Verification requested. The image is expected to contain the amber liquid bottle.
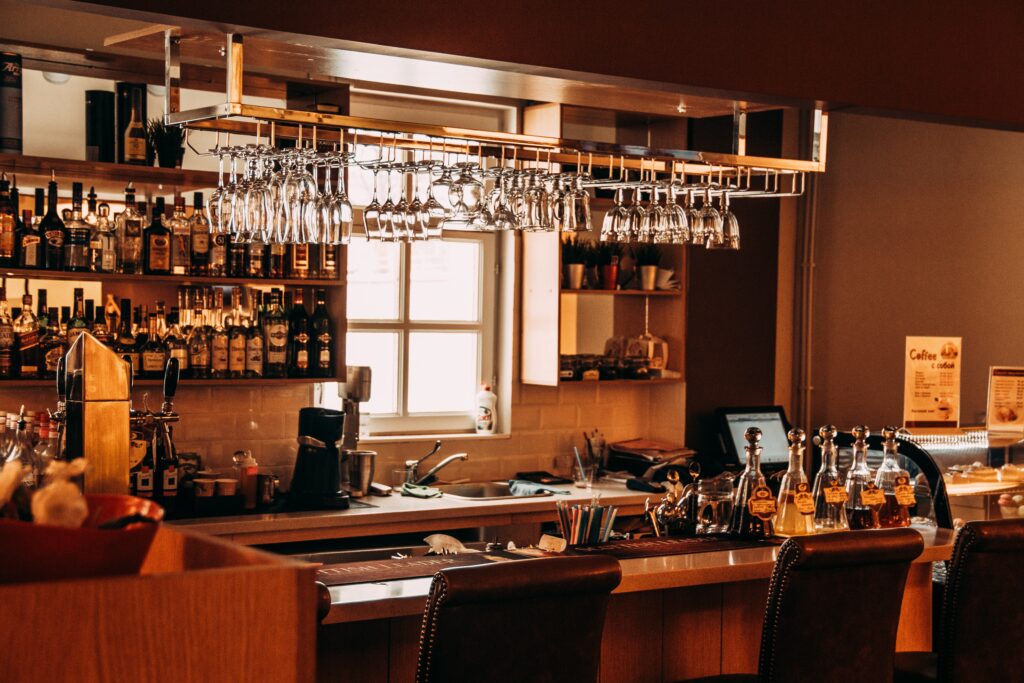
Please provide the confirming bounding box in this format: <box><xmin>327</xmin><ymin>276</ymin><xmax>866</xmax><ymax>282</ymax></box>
<box><xmin>875</xmin><ymin>425</ymin><xmax>913</xmax><ymax>528</ymax></box>
<box><xmin>727</xmin><ymin>427</ymin><xmax>776</xmax><ymax>539</ymax></box>
<box><xmin>845</xmin><ymin>425</ymin><xmax>881</xmax><ymax>530</ymax></box>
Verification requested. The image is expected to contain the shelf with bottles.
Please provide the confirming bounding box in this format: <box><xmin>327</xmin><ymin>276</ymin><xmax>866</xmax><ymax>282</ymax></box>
<box><xmin>0</xmin><ymin>267</ymin><xmax>343</xmax><ymax>288</ymax></box>
<box><xmin>559</xmin><ymin>288</ymin><xmax>681</xmax><ymax>297</ymax></box>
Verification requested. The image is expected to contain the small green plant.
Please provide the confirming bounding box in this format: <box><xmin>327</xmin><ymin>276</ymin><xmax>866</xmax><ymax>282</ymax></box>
<box><xmin>145</xmin><ymin>118</ymin><xmax>184</xmax><ymax>150</ymax></box>
<box><xmin>593</xmin><ymin>241</ymin><xmax>622</xmax><ymax>266</ymax></box>
<box><xmin>561</xmin><ymin>235</ymin><xmax>588</xmax><ymax>265</ymax></box>
<box><xmin>632</xmin><ymin>242</ymin><xmax>662</xmax><ymax>267</ymax></box>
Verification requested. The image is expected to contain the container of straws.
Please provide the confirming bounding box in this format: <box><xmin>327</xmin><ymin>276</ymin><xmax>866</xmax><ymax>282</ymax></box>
<box><xmin>555</xmin><ymin>499</ymin><xmax>617</xmax><ymax>546</ymax></box>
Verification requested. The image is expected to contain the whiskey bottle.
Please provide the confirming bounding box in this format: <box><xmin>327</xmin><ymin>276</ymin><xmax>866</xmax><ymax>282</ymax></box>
<box><xmin>66</xmin><ymin>288</ymin><xmax>89</xmax><ymax>348</ymax></box>
<box><xmin>246</xmin><ymin>290</ymin><xmax>264</xmax><ymax>378</ymax></box>
<box><xmin>246</xmin><ymin>240</ymin><xmax>266</xmax><ymax>278</ymax></box>
<box><xmin>187</xmin><ymin>303</ymin><xmax>210</xmax><ymax>379</ymax></box>
<box><xmin>227</xmin><ymin>233</ymin><xmax>246</xmax><ymax>278</ymax></box>
<box><xmin>0</xmin><ymin>281</ymin><xmax>14</xmax><ymax>378</ymax></box>
<box><xmin>169</xmin><ymin>194</ymin><xmax>191</xmax><ymax>275</ymax></box>
<box><xmin>144</xmin><ymin>198</ymin><xmax>171</xmax><ymax>275</ymax></box>
<box><xmin>318</xmin><ymin>244</ymin><xmax>339</xmax><ymax>280</ymax></box>
<box><xmin>310</xmin><ymin>289</ymin><xmax>334</xmax><ymax>378</ymax></box>
<box><xmin>40</xmin><ymin>306</ymin><xmax>64</xmax><ymax>379</ymax></box>
<box><xmin>227</xmin><ymin>287</ymin><xmax>247</xmax><ymax>378</ymax></box>
<box><xmin>262</xmin><ymin>288</ymin><xmax>288</xmax><ymax>378</ymax></box>
<box><xmin>17</xmin><ymin>202</ymin><xmax>41</xmax><ymax>268</ymax></box>
<box><xmin>287</xmin><ymin>243</ymin><xmax>310</xmax><ymax>279</ymax></box>
<box><xmin>289</xmin><ymin>288</ymin><xmax>311</xmax><ymax>377</ymax></box>
<box><xmin>40</xmin><ymin>173</ymin><xmax>66</xmax><ymax>271</ymax></box>
<box><xmin>165</xmin><ymin>308</ymin><xmax>189</xmax><ymax>376</ymax></box>
<box><xmin>774</xmin><ymin>428</ymin><xmax>815</xmax><ymax>536</ymax></box>
<box><xmin>89</xmin><ymin>301</ymin><xmax>111</xmax><ymax>345</ymax></box>
<box><xmin>35</xmin><ymin>289</ymin><xmax>47</xmax><ymax>330</ymax></box>
<box><xmin>123</xmin><ymin>88</ymin><xmax>147</xmax><ymax>165</ymax></box>
<box><xmin>727</xmin><ymin>427</ymin><xmax>776</xmax><ymax>539</ymax></box>
<box><xmin>0</xmin><ymin>172</ymin><xmax>14</xmax><ymax>267</ymax></box>
<box><xmin>189</xmin><ymin>192</ymin><xmax>210</xmax><ymax>276</ymax></box>
<box><xmin>875</xmin><ymin>426</ymin><xmax>914</xmax><ymax>528</ymax></box>
<box><xmin>209</xmin><ymin>228</ymin><xmax>228</xmax><ymax>277</ymax></box>
<box><xmin>114</xmin><ymin>298</ymin><xmax>139</xmax><ymax>377</ymax></box>
<box><xmin>14</xmin><ymin>287</ymin><xmax>40</xmax><ymax>378</ymax></box>
<box><xmin>63</xmin><ymin>182</ymin><xmax>91</xmax><ymax>272</ymax></box>
<box><xmin>140</xmin><ymin>313</ymin><xmax>166</xmax><ymax>379</ymax></box>
<box><xmin>209</xmin><ymin>289</ymin><xmax>229</xmax><ymax>378</ymax></box>
<box><xmin>268</xmin><ymin>242</ymin><xmax>286</xmax><ymax>278</ymax></box>
<box><xmin>811</xmin><ymin>425</ymin><xmax>849</xmax><ymax>532</ymax></box>
<box><xmin>845</xmin><ymin>426</ymin><xmax>881</xmax><ymax>530</ymax></box>
<box><xmin>115</xmin><ymin>184</ymin><xmax>144</xmax><ymax>274</ymax></box>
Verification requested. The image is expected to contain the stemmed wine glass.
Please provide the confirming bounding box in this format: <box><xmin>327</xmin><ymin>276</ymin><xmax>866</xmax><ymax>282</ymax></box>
<box><xmin>643</xmin><ymin>184</ymin><xmax>664</xmax><ymax>243</ymax></box>
<box><xmin>686</xmin><ymin>190</ymin><xmax>705</xmax><ymax>246</ymax></box>
<box><xmin>245</xmin><ymin>154</ymin><xmax>272</xmax><ymax>243</ymax></box>
<box><xmin>601</xmin><ymin>186</ymin><xmax>629</xmax><ymax>242</ymax></box>
<box><xmin>209</xmin><ymin>151</ymin><xmax>227</xmax><ymax>234</ymax></box>
<box><xmin>699</xmin><ymin>187</ymin><xmax>724</xmax><ymax>248</ymax></box>
<box><xmin>719</xmin><ymin>192</ymin><xmax>740</xmax><ymax>250</ymax></box>
<box><xmin>624</xmin><ymin>185</ymin><xmax>647</xmax><ymax>242</ymax></box>
<box><xmin>363</xmin><ymin>166</ymin><xmax>384</xmax><ymax>240</ymax></box>
<box><xmin>664</xmin><ymin>186</ymin><xmax>690</xmax><ymax>245</ymax></box>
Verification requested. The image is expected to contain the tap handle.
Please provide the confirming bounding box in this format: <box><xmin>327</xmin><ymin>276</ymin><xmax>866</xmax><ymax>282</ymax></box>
<box><xmin>122</xmin><ymin>355</ymin><xmax>134</xmax><ymax>394</ymax></box>
<box><xmin>162</xmin><ymin>357</ymin><xmax>180</xmax><ymax>409</ymax></box>
<box><xmin>56</xmin><ymin>355</ymin><xmax>66</xmax><ymax>402</ymax></box>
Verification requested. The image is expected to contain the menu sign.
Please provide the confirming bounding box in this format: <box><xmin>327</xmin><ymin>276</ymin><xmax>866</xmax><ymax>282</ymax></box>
<box><xmin>986</xmin><ymin>366</ymin><xmax>1024</xmax><ymax>434</ymax></box>
<box><xmin>903</xmin><ymin>336</ymin><xmax>961</xmax><ymax>430</ymax></box>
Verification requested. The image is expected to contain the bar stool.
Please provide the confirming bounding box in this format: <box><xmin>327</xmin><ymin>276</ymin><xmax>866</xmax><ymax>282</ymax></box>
<box><xmin>415</xmin><ymin>555</ymin><xmax>621</xmax><ymax>683</ymax></box>
<box><xmin>685</xmin><ymin>528</ymin><xmax>924</xmax><ymax>683</ymax></box>
<box><xmin>895</xmin><ymin>519</ymin><xmax>1024</xmax><ymax>682</ymax></box>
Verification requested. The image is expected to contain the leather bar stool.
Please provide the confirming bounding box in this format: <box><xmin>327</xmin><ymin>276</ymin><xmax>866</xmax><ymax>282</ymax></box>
<box><xmin>895</xmin><ymin>519</ymin><xmax>1024</xmax><ymax>682</ymax></box>
<box><xmin>686</xmin><ymin>528</ymin><xmax>924</xmax><ymax>683</ymax></box>
<box><xmin>415</xmin><ymin>555</ymin><xmax>621</xmax><ymax>683</ymax></box>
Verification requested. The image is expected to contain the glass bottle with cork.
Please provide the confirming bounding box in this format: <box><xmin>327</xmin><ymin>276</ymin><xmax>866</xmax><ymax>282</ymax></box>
<box><xmin>845</xmin><ymin>425</ymin><xmax>882</xmax><ymax>530</ymax></box>
<box><xmin>774</xmin><ymin>427</ymin><xmax>815</xmax><ymax>536</ymax></box>
<box><xmin>727</xmin><ymin>427</ymin><xmax>776</xmax><ymax>539</ymax></box>
<box><xmin>63</xmin><ymin>182</ymin><xmax>92</xmax><ymax>272</ymax></box>
<box><xmin>875</xmin><ymin>425</ymin><xmax>915</xmax><ymax>528</ymax></box>
<box><xmin>144</xmin><ymin>198</ymin><xmax>171</xmax><ymax>275</ymax></box>
<box><xmin>14</xmin><ymin>283</ymin><xmax>39</xmax><ymax>378</ymax></box>
<box><xmin>811</xmin><ymin>424</ymin><xmax>849</xmax><ymax>532</ymax></box>
<box><xmin>40</xmin><ymin>172</ymin><xmax>66</xmax><ymax>271</ymax></box>
<box><xmin>115</xmin><ymin>183</ymin><xmax>144</xmax><ymax>274</ymax></box>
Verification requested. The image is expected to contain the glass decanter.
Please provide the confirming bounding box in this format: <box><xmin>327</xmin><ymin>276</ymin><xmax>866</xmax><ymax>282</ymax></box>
<box><xmin>845</xmin><ymin>425</ymin><xmax>881</xmax><ymax>530</ymax></box>
<box><xmin>775</xmin><ymin>428</ymin><xmax>815</xmax><ymax>536</ymax></box>
<box><xmin>875</xmin><ymin>426</ymin><xmax>913</xmax><ymax>528</ymax></box>
<box><xmin>811</xmin><ymin>425</ymin><xmax>849</xmax><ymax>532</ymax></box>
<box><xmin>727</xmin><ymin>427</ymin><xmax>775</xmax><ymax>539</ymax></box>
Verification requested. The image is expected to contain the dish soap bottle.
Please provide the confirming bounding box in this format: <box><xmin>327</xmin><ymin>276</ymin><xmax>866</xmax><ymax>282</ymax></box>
<box><xmin>811</xmin><ymin>425</ymin><xmax>849</xmax><ymax>532</ymax></box>
<box><xmin>774</xmin><ymin>428</ymin><xmax>815</xmax><ymax>536</ymax></box>
<box><xmin>475</xmin><ymin>383</ymin><xmax>497</xmax><ymax>435</ymax></box>
<box><xmin>845</xmin><ymin>425</ymin><xmax>882</xmax><ymax>530</ymax></box>
<box><xmin>727</xmin><ymin>427</ymin><xmax>776</xmax><ymax>539</ymax></box>
<box><xmin>875</xmin><ymin>426</ymin><xmax>914</xmax><ymax>528</ymax></box>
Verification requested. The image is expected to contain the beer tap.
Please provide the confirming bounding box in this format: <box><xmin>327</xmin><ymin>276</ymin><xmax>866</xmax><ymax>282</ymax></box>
<box><xmin>48</xmin><ymin>356</ymin><xmax>67</xmax><ymax>460</ymax></box>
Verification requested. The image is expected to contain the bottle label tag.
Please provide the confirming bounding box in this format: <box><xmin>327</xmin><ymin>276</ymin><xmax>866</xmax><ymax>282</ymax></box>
<box><xmin>748</xmin><ymin>485</ymin><xmax>778</xmax><ymax>520</ymax></box>
<box><xmin>894</xmin><ymin>475</ymin><xmax>916</xmax><ymax>506</ymax></box>
<box><xmin>794</xmin><ymin>483</ymin><xmax>815</xmax><ymax>514</ymax></box>
<box><xmin>0</xmin><ymin>326</ymin><xmax>12</xmax><ymax>346</ymax></box>
<box><xmin>860</xmin><ymin>484</ymin><xmax>886</xmax><ymax>507</ymax></box>
<box><xmin>142</xmin><ymin>352</ymin><xmax>165</xmax><ymax>372</ymax></box>
<box><xmin>192</xmin><ymin>233</ymin><xmax>209</xmax><ymax>253</ymax></box>
<box><xmin>21</xmin><ymin>235</ymin><xmax>40</xmax><ymax>266</ymax></box>
<box><xmin>170</xmin><ymin>348</ymin><xmax>189</xmax><ymax>369</ymax></box>
<box><xmin>44</xmin><ymin>345</ymin><xmax>64</xmax><ymax>372</ymax></box>
<box><xmin>100</xmin><ymin>249</ymin><xmax>116</xmax><ymax>271</ymax></box>
<box><xmin>149</xmin><ymin>235</ymin><xmax>170</xmax><ymax>269</ymax></box>
<box><xmin>824</xmin><ymin>479</ymin><xmax>849</xmax><ymax>505</ymax></box>
<box><xmin>229</xmin><ymin>336</ymin><xmax>246</xmax><ymax>370</ymax></box>
<box><xmin>247</xmin><ymin>338</ymin><xmax>264</xmax><ymax>374</ymax></box>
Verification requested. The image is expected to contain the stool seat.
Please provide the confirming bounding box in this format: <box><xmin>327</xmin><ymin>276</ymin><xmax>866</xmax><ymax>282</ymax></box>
<box><xmin>893</xmin><ymin>651</ymin><xmax>937</xmax><ymax>682</ymax></box>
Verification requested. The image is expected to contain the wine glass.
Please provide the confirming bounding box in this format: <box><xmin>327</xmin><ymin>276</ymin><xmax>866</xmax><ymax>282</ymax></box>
<box><xmin>625</xmin><ymin>186</ymin><xmax>647</xmax><ymax>243</ymax></box>
<box><xmin>379</xmin><ymin>164</ymin><xmax>398</xmax><ymax>241</ymax></box>
<box><xmin>334</xmin><ymin>155</ymin><xmax>354</xmax><ymax>244</ymax></box>
<box><xmin>664</xmin><ymin>186</ymin><xmax>690</xmax><ymax>245</ymax></box>
<box><xmin>316</xmin><ymin>161</ymin><xmax>337</xmax><ymax>245</ymax></box>
<box><xmin>363</xmin><ymin>166</ymin><xmax>384</xmax><ymax>241</ymax></box>
<box><xmin>643</xmin><ymin>184</ymin><xmax>664</xmax><ymax>243</ymax></box>
<box><xmin>720</xmin><ymin>192</ymin><xmax>740</xmax><ymax>250</ymax></box>
<box><xmin>686</xmin><ymin>190</ymin><xmax>705</xmax><ymax>246</ymax></box>
<box><xmin>245</xmin><ymin>155</ymin><xmax>272</xmax><ymax>243</ymax></box>
<box><xmin>601</xmin><ymin>186</ymin><xmax>628</xmax><ymax>242</ymax></box>
<box><xmin>699</xmin><ymin>188</ymin><xmax>724</xmax><ymax>248</ymax></box>
<box><xmin>209</xmin><ymin>151</ymin><xmax>227</xmax><ymax>234</ymax></box>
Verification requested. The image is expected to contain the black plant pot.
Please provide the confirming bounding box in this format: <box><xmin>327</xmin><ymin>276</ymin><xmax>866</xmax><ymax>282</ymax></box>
<box><xmin>155</xmin><ymin>142</ymin><xmax>184</xmax><ymax>169</ymax></box>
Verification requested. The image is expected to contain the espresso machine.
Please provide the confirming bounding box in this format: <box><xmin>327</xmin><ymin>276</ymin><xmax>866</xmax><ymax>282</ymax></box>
<box><xmin>288</xmin><ymin>407</ymin><xmax>350</xmax><ymax>510</ymax></box>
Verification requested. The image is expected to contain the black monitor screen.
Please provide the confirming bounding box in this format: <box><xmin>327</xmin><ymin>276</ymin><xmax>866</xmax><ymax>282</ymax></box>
<box><xmin>720</xmin><ymin>409</ymin><xmax>791</xmax><ymax>466</ymax></box>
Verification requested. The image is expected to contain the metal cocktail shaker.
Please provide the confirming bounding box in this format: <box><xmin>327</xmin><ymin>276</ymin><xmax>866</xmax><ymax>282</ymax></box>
<box><xmin>345</xmin><ymin>450</ymin><xmax>376</xmax><ymax>498</ymax></box>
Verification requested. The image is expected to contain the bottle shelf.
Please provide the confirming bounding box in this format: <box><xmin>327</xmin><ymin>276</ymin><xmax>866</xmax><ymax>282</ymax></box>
<box><xmin>0</xmin><ymin>153</ymin><xmax>219</xmax><ymax>198</ymax></box>
<box><xmin>559</xmin><ymin>378</ymin><xmax>683</xmax><ymax>385</ymax></box>
<box><xmin>0</xmin><ymin>267</ymin><xmax>343</xmax><ymax>288</ymax></box>
<box><xmin>560</xmin><ymin>288</ymin><xmax>681</xmax><ymax>297</ymax></box>
<box><xmin>0</xmin><ymin>377</ymin><xmax>329</xmax><ymax>389</ymax></box>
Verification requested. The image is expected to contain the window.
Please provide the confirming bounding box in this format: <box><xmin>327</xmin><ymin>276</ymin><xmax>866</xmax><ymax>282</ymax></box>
<box><xmin>343</xmin><ymin>234</ymin><xmax>497</xmax><ymax>434</ymax></box>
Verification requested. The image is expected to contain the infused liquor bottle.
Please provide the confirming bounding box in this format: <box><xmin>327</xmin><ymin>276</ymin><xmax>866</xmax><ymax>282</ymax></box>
<box><xmin>310</xmin><ymin>289</ymin><xmax>334</xmax><ymax>378</ymax></box>
<box><xmin>0</xmin><ymin>172</ymin><xmax>14</xmax><ymax>267</ymax></box>
<box><xmin>289</xmin><ymin>288</ymin><xmax>311</xmax><ymax>377</ymax></box>
<box><xmin>246</xmin><ymin>290</ymin><xmax>264</xmax><ymax>378</ymax></box>
<box><xmin>115</xmin><ymin>184</ymin><xmax>144</xmax><ymax>274</ymax></box>
<box><xmin>875</xmin><ymin>426</ymin><xmax>914</xmax><ymax>528</ymax></box>
<box><xmin>144</xmin><ymin>198</ymin><xmax>171</xmax><ymax>275</ymax></box>
<box><xmin>140</xmin><ymin>313</ymin><xmax>166</xmax><ymax>379</ymax></box>
<box><xmin>187</xmin><ymin>303</ymin><xmax>210</xmax><ymax>379</ymax></box>
<box><xmin>0</xmin><ymin>280</ymin><xmax>13</xmax><ymax>378</ymax></box>
<box><xmin>40</xmin><ymin>172</ymin><xmax>66</xmax><ymax>271</ymax></box>
<box><xmin>209</xmin><ymin>289</ymin><xmax>229</xmax><ymax>378</ymax></box>
<box><xmin>209</xmin><ymin>225</ymin><xmax>228</xmax><ymax>276</ymax></box>
<box><xmin>66</xmin><ymin>288</ymin><xmax>89</xmax><ymax>348</ymax></box>
<box><xmin>845</xmin><ymin>425</ymin><xmax>881</xmax><ymax>530</ymax></box>
<box><xmin>40</xmin><ymin>306</ymin><xmax>65</xmax><ymax>379</ymax></box>
<box><xmin>190</xmin><ymin>192</ymin><xmax>210</xmax><ymax>275</ymax></box>
<box><xmin>169</xmin><ymin>194</ymin><xmax>191</xmax><ymax>275</ymax></box>
<box><xmin>811</xmin><ymin>425</ymin><xmax>849</xmax><ymax>532</ymax></box>
<box><xmin>87</xmin><ymin>188</ymin><xmax>117</xmax><ymax>273</ymax></box>
<box><xmin>774</xmin><ymin>428</ymin><xmax>815</xmax><ymax>536</ymax></box>
<box><xmin>123</xmin><ymin>88</ymin><xmax>147</xmax><ymax>165</ymax></box>
<box><xmin>114</xmin><ymin>298</ymin><xmax>139</xmax><ymax>377</ymax></box>
<box><xmin>727</xmin><ymin>427</ymin><xmax>776</xmax><ymax>539</ymax></box>
<box><xmin>227</xmin><ymin>288</ymin><xmax>247</xmax><ymax>378</ymax></box>
<box><xmin>63</xmin><ymin>182</ymin><xmax>92</xmax><ymax>272</ymax></box>
<box><xmin>17</xmin><ymin>190</ymin><xmax>42</xmax><ymax>268</ymax></box>
<box><xmin>14</xmin><ymin>286</ymin><xmax>40</xmax><ymax>378</ymax></box>
<box><xmin>262</xmin><ymin>288</ymin><xmax>288</xmax><ymax>378</ymax></box>
<box><xmin>164</xmin><ymin>308</ymin><xmax>189</xmax><ymax>376</ymax></box>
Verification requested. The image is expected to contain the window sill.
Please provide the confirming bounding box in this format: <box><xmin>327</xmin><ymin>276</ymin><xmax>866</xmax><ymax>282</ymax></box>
<box><xmin>358</xmin><ymin>432</ymin><xmax>512</xmax><ymax>445</ymax></box>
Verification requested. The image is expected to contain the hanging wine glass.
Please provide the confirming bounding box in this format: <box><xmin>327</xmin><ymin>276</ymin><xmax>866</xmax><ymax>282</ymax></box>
<box><xmin>700</xmin><ymin>187</ymin><xmax>725</xmax><ymax>249</ymax></box>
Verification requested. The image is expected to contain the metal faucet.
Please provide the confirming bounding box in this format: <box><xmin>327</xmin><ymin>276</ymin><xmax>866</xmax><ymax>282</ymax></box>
<box><xmin>405</xmin><ymin>440</ymin><xmax>469</xmax><ymax>486</ymax></box>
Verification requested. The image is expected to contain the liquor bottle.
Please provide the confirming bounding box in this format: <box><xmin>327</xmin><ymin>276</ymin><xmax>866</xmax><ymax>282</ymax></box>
<box><xmin>114</xmin><ymin>298</ymin><xmax>139</xmax><ymax>377</ymax></box>
<box><xmin>123</xmin><ymin>88</ymin><xmax>147</xmax><ymax>165</ymax></box>
<box><xmin>227</xmin><ymin>288</ymin><xmax>247</xmax><ymax>378</ymax></box>
<box><xmin>246</xmin><ymin>290</ymin><xmax>264</xmax><ymax>378</ymax></box>
<box><xmin>187</xmin><ymin>302</ymin><xmax>210</xmax><ymax>379</ymax></box>
<box><xmin>246</xmin><ymin>240</ymin><xmax>266</xmax><ymax>278</ymax></box>
<box><xmin>33</xmin><ymin>423</ymin><xmax>59</xmax><ymax>481</ymax></box>
<box><xmin>6</xmin><ymin>410</ymin><xmax>38</xmax><ymax>489</ymax></box>
<box><xmin>66</xmin><ymin>288</ymin><xmax>89</xmax><ymax>348</ymax></box>
<box><xmin>85</xmin><ymin>299</ymin><xmax>95</xmax><ymax>330</ymax></box>
<box><xmin>84</xmin><ymin>186</ymin><xmax>98</xmax><ymax>226</ymax></box>
<box><xmin>288</xmin><ymin>243</ymin><xmax>310</xmax><ymax>279</ymax></box>
<box><xmin>14</xmin><ymin>286</ymin><xmax>39</xmax><ymax>378</ymax></box>
<box><xmin>0</xmin><ymin>53</ymin><xmax>22</xmax><ymax>155</ymax></box>
<box><xmin>289</xmin><ymin>288</ymin><xmax>311</xmax><ymax>377</ymax></box>
<box><xmin>774</xmin><ymin>428</ymin><xmax>815</xmax><ymax>536</ymax></box>
<box><xmin>60</xmin><ymin>306</ymin><xmax>70</xmax><ymax>334</ymax></box>
<box><xmin>875</xmin><ymin>426</ymin><xmax>914</xmax><ymax>528</ymax></box>
<box><xmin>190</xmin><ymin>192</ymin><xmax>210</xmax><ymax>276</ymax></box>
<box><xmin>164</xmin><ymin>308</ymin><xmax>189</xmax><ymax>376</ymax></box>
<box><xmin>90</xmin><ymin>302</ymin><xmax>111</xmax><ymax>345</ymax></box>
<box><xmin>0</xmin><ymin>280</ymin><xmax>13</xmax><ymax>378</ymax></box>
<box><xmin>845</xmin><ymin>425</ymin><xmax>881</xmax><ymax>530</ymax></box>
<box><xmin>0</xmin><ymin>172</ymin><xmax>14</xmax><ymax>267</ymax></box>
<box><xmin>310</xmin><ymin>289</ymin><xmax>334</xmax><ymax>378</ymax></box>
<box><xmin>262</xmin><ymin>288</ymin><xmax>288</xmax><ymax>378</ymax></box>
<box><xmin>318</xmin><ymin>244</ymin><xmax>339</xmax><ymax>280</ymax></box>
<box><xmin>88</xmin><ymin>187</ymin><xmax>117</xmax><ymax>273</ymax></box>
<box><xmin>64</xmin><ymin>182</ymin><xmax>91</xmax><ymax>272</ymax></box>
<box><xmin>40</xmin><ymin>172</ymin><xmax>66</xmax><ymax>271</ymax></box>
<box><xmin>228</xmin><ymin>233</ymin><xmax>246</xmax><ymax>278</ymax></box>
<box><xmin>209</xmin><ymin>226</ymin><xmax>228</xmax><ymax>277</ymax></box>
<box><xmin>17</xmin><ymin>201</ymin><xmax>41</xmax><ymax>268</ymax></box>
<box><xmin>104</xmin><ymin>293</ymin><xmax>120</xmax><ymax>335</ymax></box>
<box><xmin>209</xmin><ymin>289</ymin><xmax>229</xmax><ymax>378</ymax></box>
<box><xmin>169</xmin><ymin>194</ymin><xmax>191</xmax><ymax>275</ymax></box>
<box><xmin>144</xmin><ymin>198</ymin><xmax>171</xmax><ymax>275</ymax></box>
<box><xmin>268</xmin><ymin>242</ymin><xmax>286</xmax><ymax>278</ymax></box>
<box><xmin>115</xmin><ymin>184</ymin><xmax>144</xmax><ymax>274</ymax></box>
<box><xmin>727</xmin><ymin>427</ymin><xmax>776</xmax><ymax>539</ymax></box>
<box><xmin>40</xmin><ymin>306</ymin><xmax>65</xmax><ymax>380</ymax></box>
<box><xmin>811</xmin><ymin>425</ymin><xmax>850</xmax><ymax>532</ymax></box>
<box><xmin>140</xmin><ymin>313</ymin><xmax>166</xmax><ymax>379</ymax></box>
<box><xmin>35</xmin><ymin>289</ymin><xmax>47</xmax><ymax>331</ymax></box>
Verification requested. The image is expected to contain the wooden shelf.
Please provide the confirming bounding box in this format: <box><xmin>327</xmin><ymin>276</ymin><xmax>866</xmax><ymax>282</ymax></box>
<box><xmin>560</xmin><ymin>378</ymin><xmax>683</xmax><ymax>386</ymax></box>
<box><xmin>0</xmin><ymin>377</ymin><xmax>328</xmax><ymax>389</ymax></box>
<box><xmin>0</xmin><ymin>153</ymin><xmax>219</xmax><ymax>198</ymax></box>
<box><xmin>0</xmin><ymin>267</ymin><xmax>343</xmax><ymax>288</ymax></box>
<box><xmin>560</xmin><ymin>288</ymin><xmax>681</xmax><ymax>297</ymax></box>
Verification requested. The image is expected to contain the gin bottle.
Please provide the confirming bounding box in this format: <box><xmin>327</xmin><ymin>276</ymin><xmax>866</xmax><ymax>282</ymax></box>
<box><xmin>811</xmin><ymin>425</ymin><xmax>849</xmax><ymax>532</ymax></box>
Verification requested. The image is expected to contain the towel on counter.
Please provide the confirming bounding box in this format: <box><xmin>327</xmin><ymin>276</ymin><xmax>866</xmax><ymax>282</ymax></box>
<box><xmin>400</xmin><ymin>482</ymin><xmax>442</xmax><ymax>498</ymax></box>
<box><xmin>507</xmin><ymin>479</ymin><xmax>570</xmax><ymax>496</ymax></box>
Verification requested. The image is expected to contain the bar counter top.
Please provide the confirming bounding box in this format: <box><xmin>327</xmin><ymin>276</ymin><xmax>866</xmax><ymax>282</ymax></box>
<box><xmin>322</xmin><ymin>525</ymin><xmax>954</xmax><ymax>624</ymax></box>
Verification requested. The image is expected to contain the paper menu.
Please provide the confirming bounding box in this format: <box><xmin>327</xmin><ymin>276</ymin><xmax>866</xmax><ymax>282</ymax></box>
<box><xmin>986</xmin><ymin>366</ymin><xmax>1024</xmax><ymax>434</ymax></box>
<box><xmin>903</xmin><ymin>336</ymin><xmax>961</xmax><ymax>430</ymax></box>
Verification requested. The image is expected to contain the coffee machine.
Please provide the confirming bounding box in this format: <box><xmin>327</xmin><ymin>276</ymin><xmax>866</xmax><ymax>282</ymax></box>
<box><xmin>288</xmin><ymin>407</ymin><xmax>350</xmax><ymax>510</ymax></box>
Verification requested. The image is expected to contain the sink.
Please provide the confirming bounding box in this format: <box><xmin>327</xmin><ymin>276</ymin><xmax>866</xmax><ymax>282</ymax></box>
<box><xmin>436</xmin><ymin>482</ymin><xmax>553</xmax><ymax>501</ymax></box>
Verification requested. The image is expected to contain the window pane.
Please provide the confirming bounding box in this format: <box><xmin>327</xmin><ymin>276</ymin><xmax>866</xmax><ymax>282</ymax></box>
<box><xmin>345</xmin><ymin>331</ymin><xmax>400</xmax><ymax>415</ymax></box>
<box><xmin>408</xmin><ymin>332</ymin><xmax>479</xmax><ymax>414</ymax></box>
<box><xmin>346</xmin><ymin>240</ymin><xmax>401</xmax><ymax>321</ymax></box>
<box><xmin>409</xmin><ymin>240</ymin><xmax>480</xmax><ymax>322</ymax></box>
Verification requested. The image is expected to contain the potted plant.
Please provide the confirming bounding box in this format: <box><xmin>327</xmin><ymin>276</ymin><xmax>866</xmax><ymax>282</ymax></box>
<box><xmin>145</xmin><ymin>118</ymin><xmax>185</xmax><ymax>168</ymax></box>
<box><xmin>593</xmin><ymin>242</ymin><xmax>622</xmax><ymax>290</ymax></box>
<box><xmin>632</xmin><ymin>243</ymin><xmax>661</xmax><ymax>291</ymax></box>
<box><xmin>561</xmin><ymin>235</ymin><xmax>588</xmax><ymax>289</ymax></box>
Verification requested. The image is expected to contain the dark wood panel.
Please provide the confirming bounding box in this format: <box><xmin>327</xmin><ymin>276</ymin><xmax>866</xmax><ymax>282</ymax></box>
<box><xmin>388</xmin><ymin>616</ymin><xmax>422</xmax><ymax>683</ymax></box>
<box><xmin>600</xmin><ymin>592</ymin><xmax>663</xmax><ymax>683</ymax></box>
<box><xmin>662</xmin><ymin>585</ymin><xmax>723</xmax><ymax>680</ymax></box>
<box><xmin>720</xmin><ymin>580</ymin><xmax>769</xmax><ymax>675</ymax></box>
<box><xmin>318</xmin><ymin>621</ymin><xmax>389</xmax><ymax>683</ymax></box>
